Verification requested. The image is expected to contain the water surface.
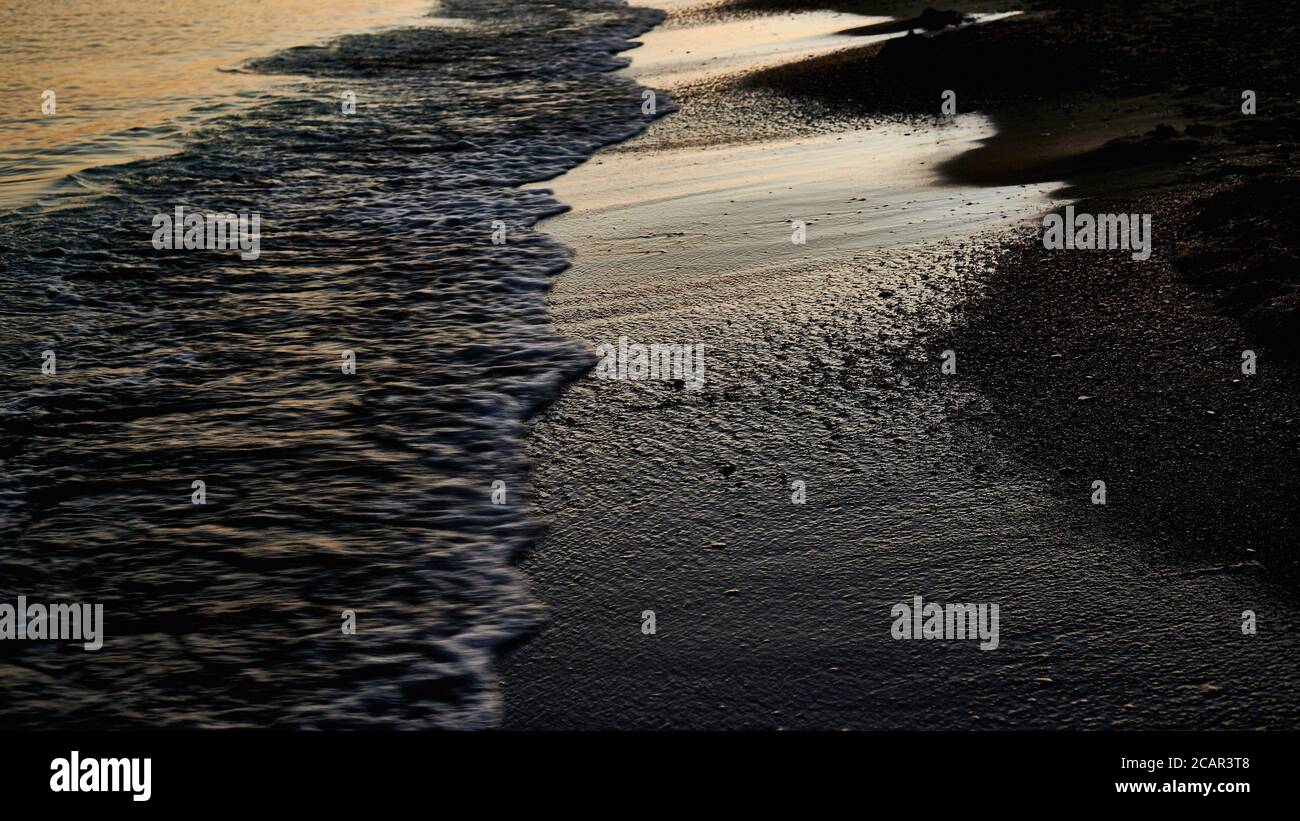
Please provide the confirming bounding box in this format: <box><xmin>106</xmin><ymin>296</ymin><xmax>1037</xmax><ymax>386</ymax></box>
<box><xmin>0</xmin><ymin>0</ymin><xmax>435</xmax><ymax>210</ymax></box>
<box><xmin>0</xmin><ymin>0</ymin><xmax>664</xmax><ymax>729</ymax></box>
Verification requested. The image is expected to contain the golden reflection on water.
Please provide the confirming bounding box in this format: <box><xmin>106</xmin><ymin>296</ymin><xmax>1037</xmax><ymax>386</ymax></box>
<box><xmin>0</xmin><ymin>0</ymin><xmax>435</xmax><ymax>208</ymax></box>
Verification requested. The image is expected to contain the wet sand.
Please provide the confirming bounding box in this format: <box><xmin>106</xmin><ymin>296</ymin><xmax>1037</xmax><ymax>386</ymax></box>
<box><xmin>498</xmin><ymin>1</ymin><xmax>1300</xmax><ymax>729</ymax></box>
<box><xmin>736</xmin><ymin>0</ymin><xmax>1300</xmax><ymax>579</ymax></box>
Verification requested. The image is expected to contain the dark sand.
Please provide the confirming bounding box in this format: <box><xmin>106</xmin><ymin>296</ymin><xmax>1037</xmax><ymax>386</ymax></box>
<box><xmin>741</xmin><ymin>0</ymin><xmax>1300</xmax><ymax>580</ymax></box>
<box><xmin>498</xmin><ymin>0</ymin><xmax>1300</xmax><ymax>728</ymax></box>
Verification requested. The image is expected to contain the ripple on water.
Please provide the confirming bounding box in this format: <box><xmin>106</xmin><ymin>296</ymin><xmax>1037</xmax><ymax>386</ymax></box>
<box><xmin>0</xmin><ymin>0</ymin><xmax>666</xmax><ymax>729</ymax></box>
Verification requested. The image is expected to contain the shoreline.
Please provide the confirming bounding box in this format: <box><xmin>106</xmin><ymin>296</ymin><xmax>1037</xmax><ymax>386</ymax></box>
<box><xmin>499</xmin><ymin>0</ymin><xmax>1300</xmax><ymax>728</ymax></box>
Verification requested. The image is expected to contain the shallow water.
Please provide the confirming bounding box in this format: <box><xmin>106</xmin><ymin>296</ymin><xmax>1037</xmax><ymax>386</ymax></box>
<box><xmin>628</xmin><ymin>9</ymin><xmax>889</xmax><ymax>86</ymax></box>
<box><xmin>0</xmin><ymin>0</ymin><xmax>664</xmax><ymax>729</ymax></box>
<box><xmin>0</xmin><ymin>0</ymin><xmax>440</xmax><ymax>211</ymax></box>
